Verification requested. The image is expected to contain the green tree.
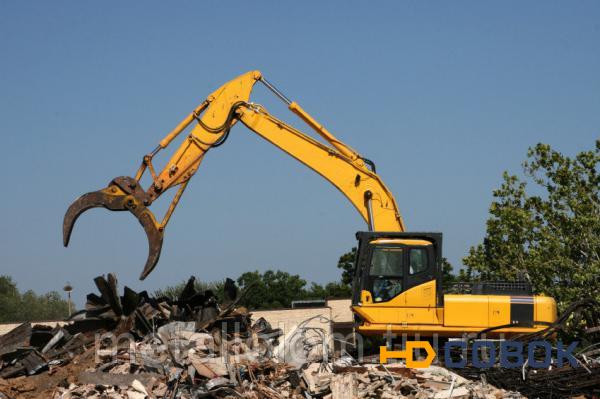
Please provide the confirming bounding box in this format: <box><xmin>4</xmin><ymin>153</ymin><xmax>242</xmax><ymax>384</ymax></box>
<box><xmin>337</xmin><ymin>247</ymin><xmax>357</xmax><ymax>286</ymax></box>
<box><xmin>0</xmin><ymin>276</ymin><xmax>20</xmax><ymax>322</ymax></box>
<box><xmin>441</xmin><ymin>257</ymin><xmax>457</xmax><ymax>286</ymax></box>
<box><xmin>463</xmin><ymin>141</ymin><xmax>600</xmax><ymax>337</ymax></box>
<box><xmin>455</xmin><ymin>266</ymin><xmax>473</xmax><ymax>283</ymax></box>
<box><xmin>237</xmin><ymin>270</ymin><xmax>309</xmax><ymax>309</ymax></box>
<box><xmin>236</xmin><ymin>270</ymin><xmax>353</xmax><ymax>310</ymax></box>
<box><xmin>0</xmin><ymin>276</ymin><xmax>69</xmax><ymax>322</ymax></box>
<box><xmin>307</xmin><ymin>281</ymin><xmax>352</xmax><ymax>299</ymax></box>
<box><xmin>154</xmin><ymin>278</ymin><xmax>225</xmax><ymax>302</ymax></box>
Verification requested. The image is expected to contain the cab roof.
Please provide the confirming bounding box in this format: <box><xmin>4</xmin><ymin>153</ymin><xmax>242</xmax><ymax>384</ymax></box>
<box><xmin>369</xmin><ymin>238</ymin><xmax>433</xmax><ymax>246</ymax></box>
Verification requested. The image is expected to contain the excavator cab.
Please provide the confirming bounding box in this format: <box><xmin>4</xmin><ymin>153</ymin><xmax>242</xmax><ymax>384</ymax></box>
<box><xmin>352</xmin><ymin>231</ymin><xmax>557</xmax><ymax>337</ymax></box>
<box><xmin>352</xmin><ymin>232</ymin><xmax>443</xmax><ymax>307</ymax></box>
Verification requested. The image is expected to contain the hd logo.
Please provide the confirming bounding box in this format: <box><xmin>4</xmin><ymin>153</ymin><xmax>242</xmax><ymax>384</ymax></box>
<box><xmin>380</xmin><ymin>340</ymin><xmax>579</xmax><ymax>369</ymax></box>
<box><xmin>379</xmin><ymin>341</ymin><xmax>436</xmax><ymax>368</ymax></box>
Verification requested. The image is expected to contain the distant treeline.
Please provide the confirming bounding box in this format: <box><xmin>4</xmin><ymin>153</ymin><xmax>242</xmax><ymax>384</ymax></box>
<box><xmin>0</xmin><ymin>276</ymin><xmax>70</xmax><ymax>323</ymax></box>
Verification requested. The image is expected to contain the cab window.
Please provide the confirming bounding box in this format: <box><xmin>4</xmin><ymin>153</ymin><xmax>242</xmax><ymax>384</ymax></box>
<box><xmin>369</xmin><ymin>247</ymin><xmax>403</xmax><ymax>302</ymax></box>
<box><xmin>409</xmin><ymin>248</ymin><xmax>428</xmax><ymax>274</ymax></box>
<box><xmin>370</xmin><ymin>247</ymin><xmax>403</xmax><ymax>276</ymax></box>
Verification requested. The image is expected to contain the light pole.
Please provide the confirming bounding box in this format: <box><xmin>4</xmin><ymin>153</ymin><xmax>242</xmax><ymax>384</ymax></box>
<box><xmin>63</xmin><ymin>283</ymin><xmax>73</xmax><ymax>317</ymax></box>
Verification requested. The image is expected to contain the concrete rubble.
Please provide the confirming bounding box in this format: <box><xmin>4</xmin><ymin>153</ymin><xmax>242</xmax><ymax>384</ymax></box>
<box><xmin>33</xmin><ymin>355</ymin><xmax>522</xmax><ymax>399</ymax></box>
<box><xmin>0</xmin><ymin>273</ymin><xmax>563</xmax><ymax>398</ymax></box>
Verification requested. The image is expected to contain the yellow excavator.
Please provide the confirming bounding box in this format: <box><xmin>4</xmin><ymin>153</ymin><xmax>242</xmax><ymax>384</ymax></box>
<box><xmin>63</xmin><ymin>71</ymin><xmax>556</xmax><ymax>337</ymax></box>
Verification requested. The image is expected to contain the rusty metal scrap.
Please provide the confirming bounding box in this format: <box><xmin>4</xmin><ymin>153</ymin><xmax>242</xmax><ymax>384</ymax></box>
<box><xmin>2</xmin><ymin>274</ymin><xmax>597</xmax><ymax>398</ymax></box>
<box><xmin>448</xmin><ymin>297</ymin><xmax>600</xmax><ymax>398</ymax></box>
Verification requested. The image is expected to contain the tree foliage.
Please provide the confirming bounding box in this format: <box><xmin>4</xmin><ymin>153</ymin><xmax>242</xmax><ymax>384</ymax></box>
<box><xmin>0</xmin><ymin>276</ymin><xmax>70</xmax><ymax>322</ymax></box>
<box><xmin>154</xmin><ymin>279</ymin><xmax>225</xmax><ymax>303</ymax></box>
<box><xmin>237</xmin><ymin>270</ymin><xmax>308</xmax><ymax>309</ymax></box>
<box><xmin>153</xmin><ymin>264</ymin><xmax>354</xmax><ymax>311</ymax></box>
<box><xmin>441</xmin><ymin>257</ymin><xmax>457</xmax><ymax>286</ymax></box>
<box><xmin>463</xmin><ymin>141</ymin><xmax>600</xmax><ymax>336</ymax></box>
<box><xmin>236</xmin><ymin>270</ymin><xmax>351</xmax><ymax>309</ymax></box>
<box><xmin>308</xmin><ymin>281</ymin><xmax>352</xmax><ymax>300</ymax></box>
<box><xmin>337</xmin><ymin>247</ymin><xmax>357</xmax><ymax>286</ymax></box>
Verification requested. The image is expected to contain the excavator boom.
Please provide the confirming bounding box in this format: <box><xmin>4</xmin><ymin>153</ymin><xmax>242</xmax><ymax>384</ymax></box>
<box><xmin>63</xmin><ymin>71</ymin><xmax>404</xmax><ymax>280</ymax></box>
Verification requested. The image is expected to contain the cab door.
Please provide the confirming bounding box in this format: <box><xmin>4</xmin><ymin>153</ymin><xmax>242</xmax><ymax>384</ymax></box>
<box><xmin>366</xmin><ymin>245</ymin><xmax>405</xmax><ymax>303</ymax></box>
<box><xmin>404</xmin><ymin>245</ymin><xmax>436</xmax><ymax>294</ymax></box>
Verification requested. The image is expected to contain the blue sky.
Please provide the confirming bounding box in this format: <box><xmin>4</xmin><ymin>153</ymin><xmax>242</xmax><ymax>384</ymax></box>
<box><xmin>0</xmin><ymin>2</ymin><xmax>598</xmax><ymax>306</ymax></box>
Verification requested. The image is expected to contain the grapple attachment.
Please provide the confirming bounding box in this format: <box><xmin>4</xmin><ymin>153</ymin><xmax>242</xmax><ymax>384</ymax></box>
<box><xmin>63</xmin><ymin>176</ymin><xmax>163</xmax><ymax>280</ymax></box>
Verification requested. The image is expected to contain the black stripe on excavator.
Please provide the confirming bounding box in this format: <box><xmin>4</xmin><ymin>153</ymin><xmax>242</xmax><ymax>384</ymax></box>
<box><xmin>510</xmin><ymin>296</ymin><xmax>534</xmax><ymax>327</ymax></box>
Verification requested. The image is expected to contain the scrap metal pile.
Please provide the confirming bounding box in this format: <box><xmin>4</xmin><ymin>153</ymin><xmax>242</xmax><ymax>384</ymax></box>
<box><xmin>0</xmin><ymin>274</ymin><xmax>593</xmax><ymax>398</ymax></box>
<box><xmin>452</xmin><ymin>298</ymin><xmax>600</xmax><ymax>398</ymax></box>
<box><xmin>0</xmin><ymin>273</ymin><xmax>518</xmax><ymax>399</ymax></box>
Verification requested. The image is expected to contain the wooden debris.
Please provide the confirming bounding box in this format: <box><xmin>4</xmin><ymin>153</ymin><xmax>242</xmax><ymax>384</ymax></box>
<box><xmin>330</xmin><ymin>373</ymin><xmax>358</xmax><ymax>399</ymax></box>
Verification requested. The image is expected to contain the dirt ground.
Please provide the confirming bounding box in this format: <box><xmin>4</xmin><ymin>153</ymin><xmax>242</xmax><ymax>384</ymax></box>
<box><xmin>0</xmin><ymin>348</ymin><xmax>96</xmax><ymax>399</ymax></box>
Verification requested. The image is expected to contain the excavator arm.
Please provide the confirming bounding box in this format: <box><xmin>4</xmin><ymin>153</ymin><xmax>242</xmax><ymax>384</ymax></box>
<box><xmin>63</xmin><ymin>70</ymin><xmax>404</xmax><ymax>280</ymax></box>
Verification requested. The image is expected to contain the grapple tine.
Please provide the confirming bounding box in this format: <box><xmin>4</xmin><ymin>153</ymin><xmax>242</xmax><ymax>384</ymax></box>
<box><xmin>62</xmin><ymin>176</ymin><xmax>164</xmax><ymax>280</ymax></box>
<box><xmin>63</xmin><ymin>189</ymin><xmax>127</xmax><ymax>247</ymax></box>
<box><xmin>138</xmin><ymin>208</ymin><xmax>163</xmax><ymax>280</ymax></box>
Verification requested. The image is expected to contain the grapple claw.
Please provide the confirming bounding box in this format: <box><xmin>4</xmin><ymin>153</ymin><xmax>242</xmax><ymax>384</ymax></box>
<box><xmin>63</xmin><ymin>176</ymin><xmax>163</xmax><ymax>280</ymax></box>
